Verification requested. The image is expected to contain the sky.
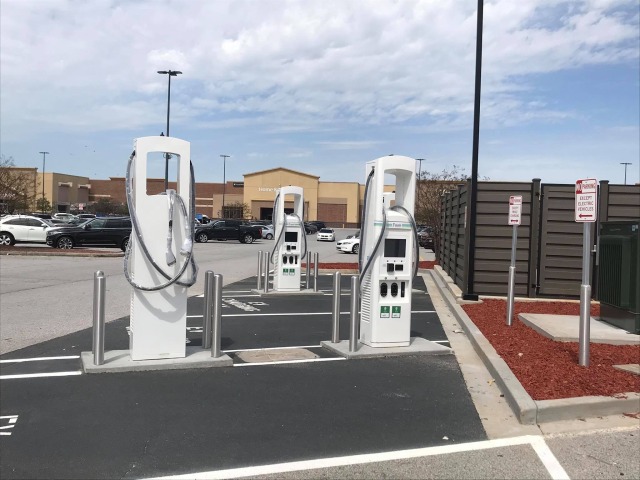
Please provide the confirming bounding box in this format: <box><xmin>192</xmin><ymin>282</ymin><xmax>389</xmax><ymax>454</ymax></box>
<box><xmin>1</xmin><ymin>0</ymin><xmax>639</xmax><ymax>186</ymax></box>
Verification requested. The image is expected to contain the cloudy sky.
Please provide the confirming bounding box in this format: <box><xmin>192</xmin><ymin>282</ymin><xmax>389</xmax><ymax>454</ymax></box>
<box><xmin>1</xmin><ymin>0</ymin><xmax>638</xmax><ymax>185</ymax></box>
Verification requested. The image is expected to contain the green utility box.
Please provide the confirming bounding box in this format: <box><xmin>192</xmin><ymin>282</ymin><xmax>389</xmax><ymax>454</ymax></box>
<box><xmin>598</xmin><ymin>221</ymin><xmax>640</xmax><ymax>334</ymax></box>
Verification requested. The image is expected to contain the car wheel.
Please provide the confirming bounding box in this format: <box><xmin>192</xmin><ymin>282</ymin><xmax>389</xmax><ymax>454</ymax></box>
<box><xmin>0</xmin><ymin>232</ymin><xmax>15</xmax><ymax>246</ymax></box>
<box><xmin>120</xmin><ymin>237</ymin><xmax>129</xmax><ymax>252</ymax></box>
<box><xmin>197</xmin><ymin>233</ymin><xmax>209</xmax><ymax>243</ymax></box>
<box><xmin>266</xmin><ymin>233</ymin><xmax>273</xmax><ymax>240</ymax></box>
<box><xmin>56</xmin><ymin>236</ymin><xmax>74</xmax><ymax>249</ymax></box>
<box><xmin>243</xmin><ymin>234</ymin><xmax>254</xmax><ymax>244</ymax></box>
<box><xmin>352</xmin><ymin>243</ymin><xmax>359</xmax><ymax>254</ymax></box>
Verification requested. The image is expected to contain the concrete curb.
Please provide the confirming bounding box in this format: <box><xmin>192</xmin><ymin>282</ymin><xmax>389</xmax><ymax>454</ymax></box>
<box><xmin>429</xmin><ymin>268</ymin><xmax>640</xmax><ymax>424</ymax></box>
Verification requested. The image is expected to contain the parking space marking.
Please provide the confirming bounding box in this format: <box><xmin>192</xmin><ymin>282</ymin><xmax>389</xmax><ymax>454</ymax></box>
<box><xmin>223</xmin><ymin>345</ymin><xmax>320</xmax><ymax>353</ymax></box>
<box><xmin>0</xmin><ymin>371</ymin><xmax>82</xmax><ymax>380</ymax></box>
<box><xmin>187</xmin><ymin>310</ymin><xmax>435</xmax><ymax>319</ymax></box>
<box><xmin>0</xmin><ymin>415</ymin><xmax>18</xmax><ymax>436</ymax></box>
<box><xmin>233</xmin><ymin>357</ymin><xmax>346</xmax><ymax>367</ymax></box>
<box><xmin>148</xmin><ymin>435</ymin><xmax>569</xmax><ymax>480</ymax></box>
<box><xmin>0</xmin><ymin>355</ymin><xmax>80</xmax><ymax>364</ymax></box>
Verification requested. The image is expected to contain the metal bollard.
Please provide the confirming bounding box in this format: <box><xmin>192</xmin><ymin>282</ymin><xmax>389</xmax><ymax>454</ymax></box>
<box><xmin>256</xmin><ymin>251</ymin><xmax>264</xmax><ymax>291</ymax></box>
<box><xmin>313</xmin><ymin>252</ymin><xmax>319</xmax><ymax>292</ymax></box>
<box><xmin>349</xmin><ymin>275</ymin><xmax>359</xmax><ymax>352</ymax></box>
<box><xmin>92</xmin><ymin>271</ymin><xmax>106</xmax><ymax>365</ymax></box>
<box><xmin>306</xmin><ymin>251</ymin><xmax>311</xmax><ymax>289</ymax></box>
<box><xmin>263</xmin><ymin>253</ymin><xmax>270</xmax><ymax>293</ymax></box>
<box><xmin>332</xmin><ymin>271</ymin><xmax>341</xmax><ymax>343</ymax></box>
<box><xmin>202</xmin><ymin>270</ymin><xmax>214</xmax><ymax>349</ymax></box>
<box><xmin>211</xmin><ymin>273</ymin><xmax>223</xmax><ymax>358</ymax></box>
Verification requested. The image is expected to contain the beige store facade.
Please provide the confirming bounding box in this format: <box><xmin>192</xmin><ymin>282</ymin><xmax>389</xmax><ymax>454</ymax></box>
<box><xmin>243</xmin><ymin>167</ymin><xmax>390</xmax><ymax>227</ymax></box>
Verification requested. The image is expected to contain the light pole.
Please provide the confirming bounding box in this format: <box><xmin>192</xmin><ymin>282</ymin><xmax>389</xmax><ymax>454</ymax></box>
<box><xmin>620</xmin><ymin>162</ymin><xmax>632</xmax><ymax>185</ymax></box>
<box><xmin>157</xmin><ymin>70</ymin><xmax>182</xmax><ymax>190</ymax></box>
<box><xmin>220</xmin><ymin>155</ymin><xmax>230</xmax><ymax>217</ymax></box>
<box><xmin>416</xmin><ymin>158</ymin><xmax>424</xmax><ymax>218</ymax></box>
<box><xmin>39</xmin><ymin>151</ymin><xmax>49</xmax><ymax>209</ymax></box>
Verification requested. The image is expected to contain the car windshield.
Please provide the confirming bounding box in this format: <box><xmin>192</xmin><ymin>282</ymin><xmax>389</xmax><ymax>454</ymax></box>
<box><xmin>319</xmin><ymin>229</ymin><xmax>332</xmax><ymax>233</ymax></box>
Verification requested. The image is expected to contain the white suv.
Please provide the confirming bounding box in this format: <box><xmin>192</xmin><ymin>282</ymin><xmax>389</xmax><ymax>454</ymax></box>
<box><xmin>0</xmin><ymin>215</ymin><xmax>54</xmax><ymax>245</ymax></box>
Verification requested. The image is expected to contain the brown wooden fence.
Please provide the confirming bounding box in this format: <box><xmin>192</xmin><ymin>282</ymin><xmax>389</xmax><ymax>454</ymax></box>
<box><xmin>439</xmin><ymin>180</ymin><xmax>640</xmax><ymax>298</ymax></box>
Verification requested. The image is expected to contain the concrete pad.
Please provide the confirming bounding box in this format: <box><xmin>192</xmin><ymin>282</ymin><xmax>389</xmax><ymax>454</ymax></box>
<box><xmin>321</xmin><ymin>337</ymin><xmax>452</xmax><ymax>359</ymax></box>
<box><xmin>81</xmin><ymin>346</ymin><xmax>232</xmax><ymax>373</ymax></box>
<box><xmin>519</xmin><ymin>314</ymin><xmax>640</xmax><ymax>345</ymax></box>
<box><xmin>613</xmin><ymin>364</ymin><xmax>640</xmax><ymax>375</ymax></box>
<box><xmin>236</xmin><ymin>348</ymin><xmax>317</xmax><ymax>363</ymax></box>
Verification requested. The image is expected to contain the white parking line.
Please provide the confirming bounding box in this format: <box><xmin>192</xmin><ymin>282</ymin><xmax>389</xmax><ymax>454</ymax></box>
<box><xmin>223</xmin><ymin>345</ymin><xmax>320</xmax><ymax>353</ymax></box>
<box><xmin>147</xmin><ymin>435</ymin><xmax>569</xmax><ymax>480</ymax></box>
<box><xmin>233</xmin><ymin>357</ymin><xmax>346</xmax><ymax>367</ymax></box>
<box><xmin>187</xmin><ymin>310</ymin><xmax>435</xmax><ymax>319</ymax></box>
<box><xmin>0</xmin><ymin>355</ymin><xmax>80</xmax><ymax>364</ymax></box>
<box><xmin>0</xmin><ymin>371</ymin><xmax>83</xmax><ymax>380</ymax></box>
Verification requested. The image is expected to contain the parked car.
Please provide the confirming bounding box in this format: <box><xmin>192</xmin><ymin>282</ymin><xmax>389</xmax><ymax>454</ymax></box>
<box><xmin>53</xmin><ymin>213</ymin><xmax>78</xmax><ymax>222</ymax></box>
<box><xmin>418</xmin><ymin>226</ymin><xmax>434</xmax><ymax>250</ymax></box>
<box><xmin>303</xmin><ymin>222</ymin><xmax>318</xmax><ymax>234</ymax></box>
<box><xmin>316</xmin><ymin>228</ymin><xmax>335</xmax><ymax>242</ymax></box>
<box><xmin>0</xmin><ymin>215</ymin><xmax>55</xmax><ymax>245</ymax></box>
<box><xmin>259</xmin><ymin>224</ymin><xmax>274</xmax><ymax>240</ymax></box>
<box><xmin>46</xmin><ymin>216</ymin><xmax>132</xmax><ymax>250</ymax></box>
<box><xmin>307</xmin><ymin>221</ymin><xmax>326</xmax><ymax>230</ymax></box>
<box><xmin>76</xmin><ymin>213</ymin><xmax>96</xmax><ymax>219</ymax></box>
<box><xmin>336</xmin><ymin>235</ymin><xmax>360</xmax><ymax>254</ymax></box>
<box><xmin>195</xmin><ymin>219</ymin><xmax>262</xmax><ymax>244</ymax></box>
<box><xmin>30</xmin><ymin>212</ymin><xmax>52</xmax><ymax>219</ymax></box>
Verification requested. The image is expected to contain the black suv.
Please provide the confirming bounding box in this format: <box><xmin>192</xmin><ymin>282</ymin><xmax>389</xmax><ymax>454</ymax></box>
<box><xmin>46</xmin><ymin>217</ymin><xmax>132</xmax><ymax>250</ymax></box>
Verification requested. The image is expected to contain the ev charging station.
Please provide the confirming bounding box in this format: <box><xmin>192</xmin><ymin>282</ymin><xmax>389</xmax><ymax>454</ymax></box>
<box><xmin>271</xmin><ymin>186</ymin><xmax>307</xmax><ymax>292</ymax></box>
<box><xmin>124</xmin><ymin>136</ymin><xmax>198</xmax><ymax>360</ymax></box>
<box><xmin>358</xmin><ymin>155</ymin><xmax>419</xmax><ymax>348</ymax></box>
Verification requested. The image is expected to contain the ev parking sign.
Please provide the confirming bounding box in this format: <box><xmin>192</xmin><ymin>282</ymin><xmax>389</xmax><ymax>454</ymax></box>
<box><xmin>575</xmin><ymin>179</ymin><xmax>597</xmax><ymax>222</ymax></box>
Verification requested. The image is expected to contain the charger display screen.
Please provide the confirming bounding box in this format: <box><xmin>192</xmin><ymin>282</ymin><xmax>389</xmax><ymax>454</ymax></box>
<box><xmin>285</xmin><ymin>232</ymin><xmax>298</xmax><ymax>243</ymax></box>
<box><xmin>384</xmin><ymin>239</ymin><xmax>406</xmax><ymax>258</ymax></box>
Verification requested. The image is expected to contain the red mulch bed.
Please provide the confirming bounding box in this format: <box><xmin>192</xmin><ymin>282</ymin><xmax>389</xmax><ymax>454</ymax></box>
<box><xmin>462</xmin><ymin>299</ymin><xmax>640</xmax><ymax>400</ymax></box>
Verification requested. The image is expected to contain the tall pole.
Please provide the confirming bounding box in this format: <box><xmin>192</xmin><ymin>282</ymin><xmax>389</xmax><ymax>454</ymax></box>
<box><xmin>464</xmin><ymin>0</ymin><xmax>484</xmax><ymax>301</ymax></box>
<box><xmin>620</xmin><ymin>162</ymin><xmax>632</xmax><ymax>185</ymax></box>
<box><xmin>220</xmin><ymin>154</ymin><xmax>230</xmax><ymax>217</ymax></box>
<box><xmin>39</xmin><ymin>151</ymin><xmax>49</xmax><ymax>209</ymax></box>
<box><xmin>157</xmin><ymin>70</ymin><xmax>182</xmax><ymax>190</ymax></box>
<box><xmin>416</xmin><ymin>158</ymin><xmax>424</xmax><ymax>219</ymax></box>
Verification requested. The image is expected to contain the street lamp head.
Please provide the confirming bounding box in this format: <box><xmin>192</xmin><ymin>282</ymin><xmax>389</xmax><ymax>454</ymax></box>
<box><xmin>157</xmin><ymin>70</ymin><xmax>168</xmax><ymax>74</ymax></box>
<box><xmin>157</xmin><ymin>70</ymin><xmax>182</xmax><ymax>76</ymax></box>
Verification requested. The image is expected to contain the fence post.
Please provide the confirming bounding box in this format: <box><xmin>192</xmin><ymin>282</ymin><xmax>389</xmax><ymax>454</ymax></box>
<box><xmin>528</xmin><ymin>178</ymin><xmax>542</xmax><ymax>298</ymax></box>
<box><xmin>92</xmin><ymin>271</ymin><xmax>106</xmax><ymax>366</ymax></box>
<box><xmin>349</xmin><ymin>276</ymin><xmax>359</xmax><ymax>352</ymax></box>
<box><xmin>202</xmin><ymin>271</ymin><xmax>214</xmax><ymax>349</ymax></box>
<box><xmin>211</xmin><ymin>273</ymin><xmax>223</xmax><ymax>358</ymax></box>
<box><xmin>332</xmin><ymin>271</ymin><xmax>341</xmax><ymax>343</ymax></box>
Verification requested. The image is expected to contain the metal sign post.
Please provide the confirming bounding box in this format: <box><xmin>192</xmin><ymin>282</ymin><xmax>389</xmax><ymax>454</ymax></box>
<box><xmin>506</xmin><ymin>196</ymin><xmax>522</xmax><ymax>326</ymax></box>
<box><xmin>575</xmin><ymin>178</ymin><xmax>597</xmax><ymax>367</ymax></box>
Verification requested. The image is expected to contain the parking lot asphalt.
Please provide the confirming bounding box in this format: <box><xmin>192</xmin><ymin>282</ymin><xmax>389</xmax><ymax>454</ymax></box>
<box><xmin>0</xmin><ymin>274</ymin><xmax>488</xmax><ymax>479</ymax></box>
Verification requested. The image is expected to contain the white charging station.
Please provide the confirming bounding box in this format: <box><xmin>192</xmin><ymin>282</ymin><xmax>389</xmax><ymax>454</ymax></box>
<box><xmin>359</xmin><ymin>155</ymin><xmax>419</xmax><ymax>347</ymax></box>
<box><xmin>271</xmin><ymin>186</ymin><xmax>306</xmax><ymax>292</ymax></box>
<box><xmin>125</xmin><ymin>136</ymin><xmax>197</xmax><ymax>360</ymax></box>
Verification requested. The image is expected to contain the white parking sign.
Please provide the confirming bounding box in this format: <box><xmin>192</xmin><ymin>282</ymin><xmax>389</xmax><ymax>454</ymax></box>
<box><xmin>575</xmin><ymin>179</ymin><xmax>597</xmax><ymax>222</ymax></box>
<box><xmin>508</xmin><ymin>196</ymin><xmax>523</xmax><ymax>225</ymax></box>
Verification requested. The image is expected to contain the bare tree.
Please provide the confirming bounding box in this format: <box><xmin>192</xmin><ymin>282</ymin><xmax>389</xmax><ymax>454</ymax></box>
<box><xmin>223</xmin><ymin>201</ymin><xmax>251</xmax><ymax>219</ymax></box>
<box><xmin>0</xmin><ymin>155</ymin><xmax>38</xmax><ymax>214</ymax></box>
<box><xmin>415</xmin><ymin>165</ymin><xmax>473</xmax><ymax>254</ymax></box>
